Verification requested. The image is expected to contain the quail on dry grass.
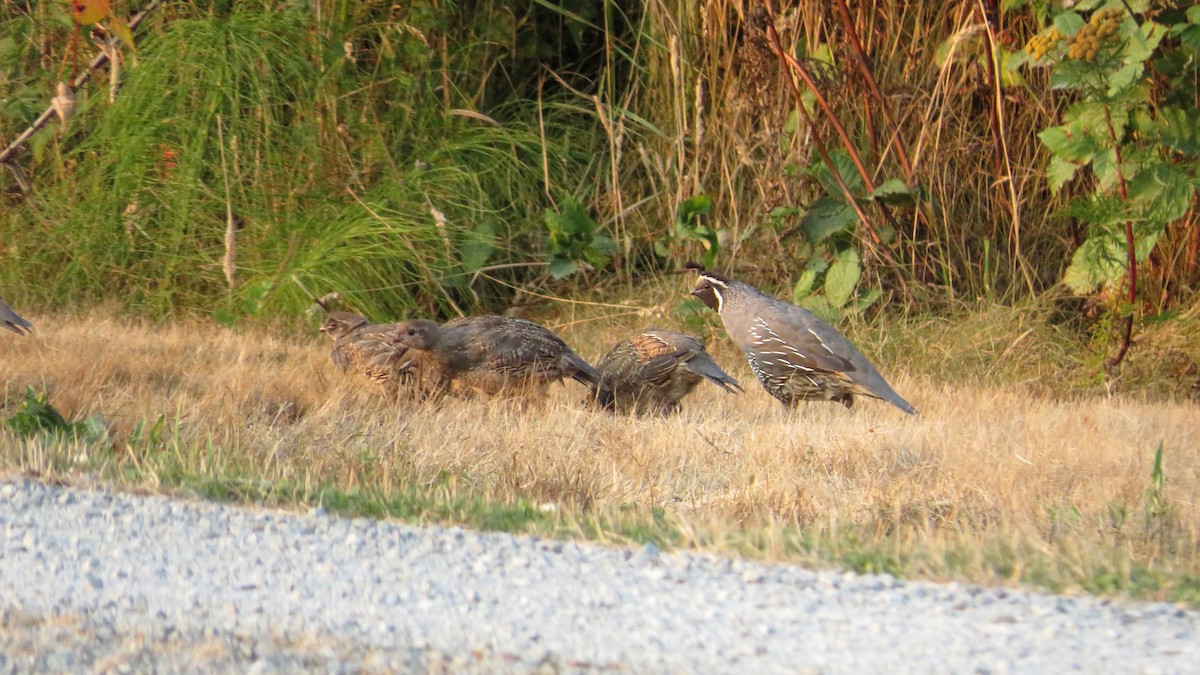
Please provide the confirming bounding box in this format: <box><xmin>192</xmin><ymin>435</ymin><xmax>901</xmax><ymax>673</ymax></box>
<box><xmin>391</xmin><ymin>315</ymin><xmax>601</xmax><ymax>400</ymax></box>
<box><xmin>1</xmin><ymin>296</ymin><xmax>32</xmax><ymax>335</ymax></box>
<box><xmin>319</xmin><ymin>311</ymin><xmax>418</xmax><ymax>401</ymax></box>
<box><xmin>591</xmin><ymin>329</ymin><xmax>742</xmax><ymax>416</ymax></box>
<box><xmin>687</xmin><ymin>264</ymin><xmax>916</xmax><ymax>414</ymax></box>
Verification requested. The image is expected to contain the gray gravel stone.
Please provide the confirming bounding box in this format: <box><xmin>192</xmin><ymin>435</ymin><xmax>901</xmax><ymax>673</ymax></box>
<box><xmin>0</xmin><ymin>478</ymin><xmax>1197</xmax><ymax>673</ymax></box>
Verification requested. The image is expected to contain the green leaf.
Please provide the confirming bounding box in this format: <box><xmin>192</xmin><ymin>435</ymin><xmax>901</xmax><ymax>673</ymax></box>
<box><xmin>1153</xmin><ymin>106</ymin><xmax>1200</xmax><ymax>154</ymax></box>
<box><xmin>800</xmin><ymin>295</ymin><xmax>838</xmax><ymax>324</ymax></box>
<box><xmin>792</xmin><ymin>268</ymin><xmax>819</xmax><ymax>302</ymax></box>
<box><xmin>800</xmin><ymin>197</ymin><xmax>859</xmax><ymax>244</ymax></box>
<box><xmin>810</xmin><ymin>149</ymin><xmax>865</xmax><ymax>200</ymax></box>
<box><xmin>1038</xmin><ymin>125</ymin><xmax>1103</xmax><ymax>163</ymax></box>
<box><xmin>1063</xmin><ymin>101</ymin><xmax>1126</xmax><ymax>136</ymax></box>
<box><xmin>1064</xmin><ymin>233</ymin><xmax>1128</xmax><ymax>293</ymax></box>
<box><xmin>824</xmin><ymin>248</ymin><xmax>861</xmax><ymax>309</ymax></box>
<box><xmin>854</xmin><ymin>287</ymin><xmax>882</xmax><ymax>313</ymax></box>
<box><xmin>867</xmin><ymin>178</ymin><xmax>917</xmax><ymax>207</ymax></box>
<box><xmin>1052</xmin><ymin>12</ymin><xmax>1085</xmax><ymax>37</ymax></box>
<box><xmin>548</xmin><ymin>257</ymin><xmax>578</xmax><ymax>279</ymax></box>
<box><xmin>1188</xmin><ymin>4</ymin><xmax>1200</xmax><ymax>23</ymax></box>
<box><xmin>1127</xmin><ymin>164</ymin><xmax>1195</xmax><ymax>224</ymax></box>
<box><xmin>1091</xmin><ymin>148</ymin><xmax>1120</xmax><ymax>192</ymax></box>
<box><xmin>459</xmin><ymin>221</ymin><xmax>495</xmax><ymax>273</ymax></box>
<box><xmin>1047</xmin><ymin>155</ymin><xmax>1081</xmax><ymax>194</ymax></box>
<box><xmin>677</xmin><ymin>194</ymin><xmax>714</xmax><ymax>224</ymax></box>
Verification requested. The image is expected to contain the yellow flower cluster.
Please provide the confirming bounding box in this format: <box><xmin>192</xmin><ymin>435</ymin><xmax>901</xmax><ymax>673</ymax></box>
<box><xmin>1025</xmin><ymin>27</ymin><xmax>1063</xmax><ymax>60</ymax></box>
<box><xmin>1067</xmin><ymin>7</ymin><xmax>1123</xmax><ymax>61</ymax></box>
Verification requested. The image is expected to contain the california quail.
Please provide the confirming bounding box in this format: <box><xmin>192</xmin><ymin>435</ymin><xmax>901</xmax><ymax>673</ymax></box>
<box><xmin>591</xmin><ymin>329</ymin><xmax>742</xmax><ymax>416</ymax></box>
<box><xmin>686</xmin><ymin>265</ymin><xmax>917</xmax><ymax>414</ymax></box>
<box><xmin>319</xmin><ymin>311</ymin><xmax>418</xmax><ymax>401</ymax></box>
<box><xmin>391</xmin><ymin>315</ymin><xmax>601</xmax><ymax>399</ymax></box>
<box><xmin>1</xmin><ymin>296</ymin><xmax>32</xmax><ymax>335</ymax></box>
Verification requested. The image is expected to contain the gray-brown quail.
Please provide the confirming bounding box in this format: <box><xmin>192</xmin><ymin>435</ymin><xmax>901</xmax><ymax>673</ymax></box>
<box><xmin>319</xmin><ymin>311</ymin><xmax>417</xmax><ymax>401</ymax></box>
<box><xmin>1</xmin><ymin>296</ymin><xmax>32</xmax><ymax>335</ymax></box>
<box><xmin>687</xmin><ymin>265</ymin><xmax>916</xmax><ymax>414</ymax></box>
<box><xmin>392</xmin><ymin>315</ymin><xmax>600</xmax><ymax>399</ymax></box>
<box><xmin>591</xmin><ymin>329</ymin><xmax>742</xmax><ymax>416</ymax></box>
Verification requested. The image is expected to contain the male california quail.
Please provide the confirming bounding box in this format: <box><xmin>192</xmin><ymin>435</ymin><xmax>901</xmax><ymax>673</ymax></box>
<box><xmin>686</xmin><ymin>264</ymin><xmax>916</xmax><ymax>414</ymax></box>
<box><xmin>591</xmin><ymin>329</ymin><xmax>742</xmax><ymax>416</ymax></box>
<box><xmin>319</xmin><ymin>311</ymin><xmax>418</xmax><ymax>401</ymax></box>
<box><xmin>1</xmin><ymin>296</ymin><xmax>32</xmax><ymax>335</ymax></box>
<box><xmin>392</xmin><ymin>315</ymin><xmax>601</xmax><ymax>399</ymax></box>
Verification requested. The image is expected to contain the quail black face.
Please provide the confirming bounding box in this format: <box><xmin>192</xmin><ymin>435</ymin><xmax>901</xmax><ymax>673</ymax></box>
<box><xmin>690</xmin><ymin>276</ymin><xmax>726</xmax><ymax>313</ymax></box>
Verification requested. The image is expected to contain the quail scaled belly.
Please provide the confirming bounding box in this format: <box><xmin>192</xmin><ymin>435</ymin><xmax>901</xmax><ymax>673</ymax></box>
<box><xmin>319</xmin><ymin>311</ymin><xmax>417</xmax><ymax>401</ymax></box>
<box><xmin>686</xmin><ymin>265</ymin><xmax>917</xmax><ymax>414</ymax></box>
<box><xmin>392</xmin><ymin>315</ymin><xmax>601</xmax><ymax>399</ymax></box>
<box><xmin>1</xmin><ymin>296</ymin><xmax>32</xmax><ymax>335</ymax></box>
<box><xmin>592</xmin><ymin>329</ymin><xmax>741</xmax><ymax>416</ymax></box>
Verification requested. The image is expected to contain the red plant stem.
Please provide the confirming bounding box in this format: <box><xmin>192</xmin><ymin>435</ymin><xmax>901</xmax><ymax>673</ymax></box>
<box><xmin>761</xmin><ymin>1</ymin><xmax>908</xmax><ymax>296</ymax></box>
<box><xmin>830</xmin><ymin>0</ymin><xmax>914</xmax><ymax>180</ymax></box>
<box><xmin>1103</xmin><ymin>106</ymin><xmax>1136</xmax><ymax>371</ymax></box>
<box><xmin>763</xmin><ymin>1</ymin><xmax>877</xmax><ymax>197</ymax></box>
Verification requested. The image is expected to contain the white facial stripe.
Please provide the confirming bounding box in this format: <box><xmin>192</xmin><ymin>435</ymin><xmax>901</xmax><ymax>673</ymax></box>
<box><xmin>710</xmin><ymin>285</ymin><xmax>723</xmax><ymax>313</ymax></box>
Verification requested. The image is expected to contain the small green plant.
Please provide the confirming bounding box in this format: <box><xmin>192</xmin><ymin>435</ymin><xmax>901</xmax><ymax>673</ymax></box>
<box><xmin>543</xmin><ymin>197</ymin><xmax>616</xmax><ymax>279</ymax></box>
<box><xmin>1025</xmin><ymin>1</ymin><xmax>1200</xmax><ymax>367</ymax></box>
<box><xmin>768</xmin><ymin>151</ymin><xmax>913</xmax><ymax>321</ymax></box>
<box><xmin>654</xmin><ymin>194</ymin><xmax>721</xmax><ymax>269</ymax></box>
<box><xmin>1143</xmin><ymin>441</ymin><xmax>1171</xmax><ymax>544</ymax></box>
<box><xmin>4</xmin><ymin>388</ymin><xmax>106</xmax><ymax>442</ymax></box>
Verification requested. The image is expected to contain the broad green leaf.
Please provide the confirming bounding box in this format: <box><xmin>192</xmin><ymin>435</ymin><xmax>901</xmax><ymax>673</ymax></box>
<box><xmin>1154</xmin><ymin>106</ymin><xmax>1200</xmax><ymax>154</ymax></box>
<box><xmin>824</xmin><ymin>248</ymin><xmax>861</xmax><ymax>308</ymax></box>
<box><xmin>1127</xmin><ymin>164</ymin><xmax>1195</xmax><ymax>224</ymax></box>
<box><xmin>1052</xmin><ymin>12</ymin><xmax>1084</xmax><ymax>37</ymax></box>
<box><xmin>1189</xmin><ymin>4</ymin><xmax>1200</xmax><ymax>23</ymax></box>
<box><xmin>800</xmin><ymin>197</ymin><xmax>858</xmax><ymax>244</ymax></box>
<box><xmin>677</xmin><ymin>194</ymin><xmax>714</xmax><ymax>224</ymax></box>
<box><xmin>810</xmin><ymin>149</ymin><xmax>865</xmax><ymax>200</ymax></box>
<box><xmin>1064</xmin><ymin>233</ymin><xmax>1128</xmax><ymax>293</ymax></box>
<box><xmin>1091</xmin><ymin>148</ymin><xmax>1120</xmax><ymax>191</ymax></box>
<box><xmin>1038</xmin><ymin>126</ymin><xmax>1102</xmax><ymax>162</ymax></box>
<box><xmin>854</xmin><ymin>287</ymin><xmax>882</xmax><ymax>313</ymax></box>
<box><xmin>1173</xmin><ymin>24</ymin><xmax>1200</xmax><ymax>58</ymax></box>
<box><xmin>800</xmin><ymin>294</ymin><xmax>837</xmax><ymax>324</ymax></box>
<box><xmin>867</xmin><ymin>178</ymin><xmax>918</xmax><ymax>207</ymax></box>
<box><xmin>792</xmin><ymin>268</ymin><xmax>819</xmax><ymax>303</ymax></box>
<box><xmin>1047</xmin><ymin>155</ymin><xmax>1081</xmax><ymax>194</ymax></box>
<box><xmin>1107</xmin><ymin>62</ymin><xmax>1146</xmax><ymax>96</ymax></box>
<box><xmin>1122</xmin><ymin>20</ymin><xmax>1165</xmax><ymax>64</ymax></box>
<box><xmin>459</xmin><ymin>221</ymin><xmax>495</xmax><ymax>273</ymax></box>
<box><xmin>548</xmin><ymin>257</ymin><xmax>578</xmax><ymax>279</ymax></box>
<box><xmin>1064</xmin><ymin>101</ymin><xmax>1126</xmax><ymax>136</ymax></box>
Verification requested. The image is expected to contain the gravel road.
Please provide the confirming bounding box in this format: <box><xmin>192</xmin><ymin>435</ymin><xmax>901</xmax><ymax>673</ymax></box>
<box><xmin>1</xmin><ymin>477</ymin><xmax>1196</xmax><ymax>674</ymax></box>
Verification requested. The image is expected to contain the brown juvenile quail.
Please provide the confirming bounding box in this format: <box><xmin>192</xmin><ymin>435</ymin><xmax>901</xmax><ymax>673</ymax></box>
<box><xmin>391</xmin><ymin>315</ymin><xmax>601</xmax><ymax>399</ymax></box>
<box><xmin>591</xmin><ymin>329</ymin><xmax>742</xmax><ymax>416</ymax></box>
<box><xmin>1</xmin><ymin>296</ymin><xmax>32</xmax><ymax>335</ymax></box>
<box><xmin>687</xmin><ymin>264</ymin><xmax>916</xmax><ymax>414</ymax></box>
<box><xmin>319</xmin><ymin>311</ymin><xmax>418</xmax><ymax>401</ymax></box>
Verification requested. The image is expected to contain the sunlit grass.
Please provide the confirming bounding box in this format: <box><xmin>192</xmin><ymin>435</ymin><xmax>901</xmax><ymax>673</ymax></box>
<box><xmin>2</xmin><ymin>302</ymin><xmax>1197</xmax><ymax>604</ymax></box>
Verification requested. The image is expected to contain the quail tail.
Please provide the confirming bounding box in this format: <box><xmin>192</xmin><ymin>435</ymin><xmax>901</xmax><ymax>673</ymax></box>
<box><xmin>565</xmin><ymin>353</ymin><xmax>602</xmax><ymax>387</ymax></box>
<box><xmin>682</xmin><ymin>356</ymin><xmax>742</xmax><ymax>394</ymax></box>
<box><xmin>867</xmin><ymin>379</ymin><xmax>917</xmax><ymax>415</ymax></box>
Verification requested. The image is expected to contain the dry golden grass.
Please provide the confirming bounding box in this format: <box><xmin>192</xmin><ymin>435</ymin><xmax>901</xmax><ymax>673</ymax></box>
<box><xmin>2</xmin><ymin>302</ymin><xmax>1198</xmax><ymax>601</ymax></box>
